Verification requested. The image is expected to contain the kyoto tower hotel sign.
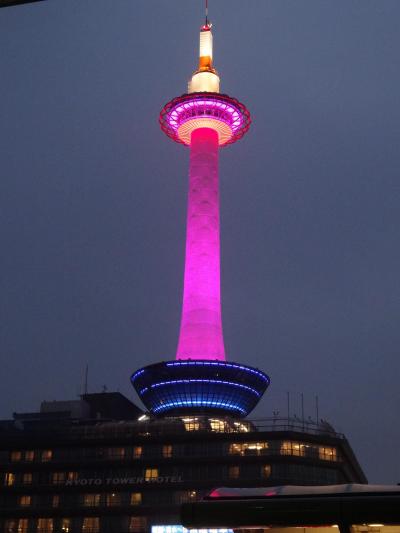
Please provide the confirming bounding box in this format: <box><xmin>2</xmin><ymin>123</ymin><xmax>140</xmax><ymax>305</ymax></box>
<box><xmin>131</xmin><ymin>11</ymin><xmax>270</xmax><ymax>417</ymax></box>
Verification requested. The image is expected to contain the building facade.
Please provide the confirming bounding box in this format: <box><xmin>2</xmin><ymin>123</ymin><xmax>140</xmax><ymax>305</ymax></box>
<box><xmin>0</xmin><ymin>393</ymin><xmax>366</xmax><ymax>533</ymax></box>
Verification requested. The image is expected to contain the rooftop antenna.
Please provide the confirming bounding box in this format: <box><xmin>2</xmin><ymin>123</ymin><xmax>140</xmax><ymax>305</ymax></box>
<box><xmin>84</xmin><ymin>364</ymin><xmax>88</xmax><ymax>395</ymax></box>
<box><xmin>205</xmin><ymin>0</ymin><xmax>209</xmax><ymax>27</ymax></box>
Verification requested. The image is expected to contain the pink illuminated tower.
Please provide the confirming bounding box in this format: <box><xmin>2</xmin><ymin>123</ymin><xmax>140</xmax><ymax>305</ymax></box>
<box><xmin>132</xmin><ymin>11</ymin><xmax>269</xmax><ymax>417</ymax></box>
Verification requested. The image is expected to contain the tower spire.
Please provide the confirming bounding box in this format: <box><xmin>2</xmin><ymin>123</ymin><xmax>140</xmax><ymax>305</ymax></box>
<box><xmin>205</xmin><ymin>0</ymin><xmax>209</xmax><ymax>27</ymax></box>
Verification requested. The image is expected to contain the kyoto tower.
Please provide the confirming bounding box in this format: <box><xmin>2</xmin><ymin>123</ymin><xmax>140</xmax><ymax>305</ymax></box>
<box><xmin>131</xmin><ymin>5</ymin><xmax>270</xmax><ymax>418</ymax></box>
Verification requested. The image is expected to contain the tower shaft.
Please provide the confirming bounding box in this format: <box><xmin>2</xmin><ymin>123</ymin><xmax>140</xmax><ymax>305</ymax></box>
<box><xmin>176</xmin><ymin>128</ymin><xmax>225</xmax><ymax>360</ymax></box>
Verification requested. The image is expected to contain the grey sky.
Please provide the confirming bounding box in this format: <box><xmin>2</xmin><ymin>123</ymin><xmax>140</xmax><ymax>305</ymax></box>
<box><xmin>1</xmin><ymin>0</ymin><xmax>399</xmax><ymax>483</ymax></box>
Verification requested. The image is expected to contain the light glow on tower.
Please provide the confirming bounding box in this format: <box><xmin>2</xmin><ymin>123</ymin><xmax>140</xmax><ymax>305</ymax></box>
<box><xmin>131</xmin><ymin>10</ymin><xmax>269</xmax><ymax>418</ymax></box>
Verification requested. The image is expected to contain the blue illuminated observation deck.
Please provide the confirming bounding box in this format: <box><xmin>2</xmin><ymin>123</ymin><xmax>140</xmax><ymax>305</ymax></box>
<box><xmin>131</xmin><ymin>360</ymin><xmax>270</xmax><ymax>418</ymax></box>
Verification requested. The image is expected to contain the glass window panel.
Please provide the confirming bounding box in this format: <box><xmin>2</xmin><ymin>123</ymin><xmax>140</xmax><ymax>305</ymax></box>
<box><xmin>82</xmin><ymin>517</ymin><xmax>99</xmax><ymax>533</ymax></box>
<box><xmin>144</xmin><ymin>468</ymin><xmax>158</xmax><ymax>481</ymax></box>
<box><xmin>5</xmin><ymin>472</ymin><xmax>15</xmax><ymax>486</ymax></box>
<box><xmin>19</xmin><ymin>496</ymin><xmax>31</xmax><ymax>507</ymax></box>
<box><xmin>83</xmin><ymin>494</ymin><xmax>101</xmax><ymax>507</ymax></box>
<box><xmin>24</xmin><ymin>451</ymin><xmax>34</xmax><ymax>462</ymax></box>
<box><xmin>106</xmin><ymin>492</ymin><xmax>121</xmax><ymax>506</ymax></box>
<box><xmin>41</xmin><ymin>450</ymin><xmax>52</xmax><ymax>462</ymax></box>
<box><xmin>60</xmin><ymin>519</ymin><xmax>71</xmax><ymax>533</ymax></box>
<box><xmin>22</xmin><ymin>473</ymin><xmax>32</xmax><ymax>485</ymax></box>
<box><xmin>37</xmin><ymin>518</ymin><xmax>53</xmax><ymax>533</ymax></box>
<box><xmin>162</xmin><ymin>445</ymin><xmax>172</xmax><ymax>458</ymax></box>
<box><xmin>130</xmin><ymin>492</ymin><xmax>142</xmax><ymax>505</ymax></box>
<box><xmin>133</xmin><ymin>446</ymin><xmax>142</xmax><ymax>459</ymax></box>
<box><xmin>11</xmin><ymin>451</ymin><xmax>22</xmax><ymax>462</ymax></box>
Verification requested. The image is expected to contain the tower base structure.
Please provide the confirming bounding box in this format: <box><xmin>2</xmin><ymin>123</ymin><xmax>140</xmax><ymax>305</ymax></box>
<box><xmin>131</xmin><ymin>360</ymin><xmax>270</xmax><ymax>417</ymax></box>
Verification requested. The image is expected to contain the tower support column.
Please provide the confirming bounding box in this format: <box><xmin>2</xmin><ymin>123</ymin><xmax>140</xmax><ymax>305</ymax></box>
<box><xmin>176</xmin><ymin>127</ymin><xmax>225</xmax><ymax>360</ymax></box>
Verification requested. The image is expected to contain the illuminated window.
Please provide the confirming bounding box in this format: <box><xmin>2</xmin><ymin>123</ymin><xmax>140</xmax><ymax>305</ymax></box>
<box><xmin>67</xmin><ymin>471</ymin><xmax>78</xmax><ymax>481</ymax></box>
<box><xmin>108</xmin><ymin>447</ymin><xmax>125</xmax><ymax>459</ymax></box>
<box><xmin>292</xmin><ymin>442</ymin><xmax>306</xmax><ymax>456</ymax></box>
<box><xmin>229</xmin><ymin>442</ymin><xmax>269</xmax><ymax>456</ymax></box>
<box><xmin>41</xmin><ymin>450</ymin><xmax>52</xmax><ymax>462</ymax></box>
<box><xmin>209</xmin><ymin>419</ymin><xmax>227</xmax><ymax>432</ymax></box>
<box><xmin>181</xmin><ymin>417</ymin><xmax>200</xmax><ymax>431</ymax></box>
<box><xmin>162</xmin><ymin>445</ymin><xmax>172</xmax><ymax>458</ymax></box>
<box><xmin>60</xmin><ymin>519</ymin><xmax>71</xmax><ymax>533</ymax></box>
<box><xmin>22</xmin><ymin>473</ymin><xmax>32</xmax><ymax>485</ymax></box>
<box><xmin>106</xmin><ymin>492</ymin><xmax>121</xmax><ymax>506</ymax></box>
<box><xmin>128</xmin><ymin>516</ymin><xmax>147</xmax><ymax>532</ymax></box>
<box><xmin>18</xmin><ymin>519</ymin><xmax>29</xmax><ymax>533</ymax></box>
<box><xmin>228</xmin><ymin>465</ymin><xmax>240</xmax><ymax>479</ymax></box>
<box><xmin>52</xmin><ymin>495</ymin><xmax>60</xmax><ymax>508</ymax></box>
<box><xmin>11</xmin><ymin>451</ymin><xmax>22</xmax><ymax>462</ymax></box>
<box><xmin>5</xmin><ymin>472</ymin><xmax>15</xmax><ymax>486</ymax></box>
<box><xmin>4</xmin><ymin>520</ymin><xmax>17</xmax><ymax>533</ymax></box>
<box><xmin>25</xmin><ymin>451</ymin><xmax>34</xmax><ymax>462</ymax></box>
<box><xmin>82</xmin><ymin>517</ymin><xmax>99</xmax><ymax>533</ymax></box>
<box><xmin>319</xmin><ymin>446</ymin><xmax>337</xmax><ymax>461</ymax></box>
<box><xmin>144</xmin><ymin>468</ymin><xmax>158</xmax><ymax>481</ymax></box>
<box><xmin>19</xmin><ymin>495</ymin><xmax>31</xmax><ymax>507</ymax></box>
<box><xmin>262</xmin><ymin>465</ymin><xmax>271</xmax><ymax>478</ymax></box>
<box><xmin>133</xmin><ymin>446</ymin><xmax>142</xmax><ymax>459</ymax></box>
<box><xmin>52</xmin><ymin>472</ymin><xmax>65</xmax><ymax>485</ymax></box>
<box><xmin>83</xmin><ymin>493</ymin><xmax>101</xmax><ymax>507</ymax></box>
<box><xmin>130</xmin><ymin>492</ymin><xmax>142</xmax><ymax>505</ymax></box>
<box><xmin>4</xmin><ymin>519</ymin><xmax>29</xmax><ymax>533</ymax></box>
<box><xmin>188</xmin><ymin>490</ymin><xmax>197</xmax><ymax>499</ymax></box>
<box><xmin>280</xmin><ymin>441</ymin><xmax>306</xmax><ymax>457</ymax></box>
<box><xmin>37</xmin><ymin>518</ymin><xmax>53</xmax><ymax>532</ymax></box>
<box><xmin>232</xmin><ymin>421</ymin><xmax>250</xmax><ymax>432</ymax></box>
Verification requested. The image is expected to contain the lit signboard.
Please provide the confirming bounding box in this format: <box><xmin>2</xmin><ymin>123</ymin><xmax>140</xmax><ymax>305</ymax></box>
<box><xmin>152</xmin><ymin>527</ymin><xmax>233</xmax><ymax>533</ymax></box>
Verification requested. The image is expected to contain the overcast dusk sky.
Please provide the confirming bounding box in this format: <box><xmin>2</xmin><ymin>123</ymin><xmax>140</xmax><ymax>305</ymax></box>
<box><xmin>1</xmin><ymin>0</ymin><xmax>399</xmax><ymax>484</ymax></box>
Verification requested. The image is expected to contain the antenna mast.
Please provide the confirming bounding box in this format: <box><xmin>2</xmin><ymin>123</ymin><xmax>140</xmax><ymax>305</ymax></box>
<box><xmin>205</xmin><ymin>0</ymin><xmax>209</xmax><ymax>26</ymax></box>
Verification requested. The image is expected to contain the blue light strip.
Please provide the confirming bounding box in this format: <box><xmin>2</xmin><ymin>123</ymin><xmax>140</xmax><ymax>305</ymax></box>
<box><xmin>149</xmin><ymin>379</ymin><xmax>260</xmax><ymax>396</ymax></box>
<box><xmin>152</xmin><ymin>399</ymin><xmax>246</xmax><ymax>415</ymax></box>
<box><xmin>131</xmin><ymin>369</ymin><xmax>145</xmax><ymax>381</ymax></box>
<box><xmin>166</xmin><ymin>360</ymin><xmax>269</xmax><ymax>382</ymax></box>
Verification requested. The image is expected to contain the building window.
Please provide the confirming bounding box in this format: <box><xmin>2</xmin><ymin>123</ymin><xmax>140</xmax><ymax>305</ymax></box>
<box><xmin>108</xmin><ymin>447</ymin><xmax>125</xmax><ymax>459</ymax></box>
<box><xmin>128</xmin><ymin>516</ymin><xmax>147</xmax><ymax>532</ymax></box>
<box><xmin>228</xmin><ymin>465</ymin><xmax>240</xmax><ymax>479</ymax></box>
<box><xmin>262</xmin><ymin>465</ymin><xmax>271</xmax><ymax>478</ymax></box>
<box><xmin>106</xmin><ymin>492</ymin><xmax>121</xmax><ymax>506</ymax></box>
<box><xmin>67</xmin><ymin>471</ymin><xmax>78</xmax><ymax>481</ymax></box>
<box><xmin>52</xmin><ymin>495</ymin><xmax>60</xmax><ymax>508</ymax></box>
<box><xmin>209</xmin><ymin>419</ymin><xmax>228</xmax><ymax>432</ymax></box>
<box><xmin>82</xmin><ymin>517</ymin><xmax>99</xmax><ymax>533</ymax></box>
<box><xmin>41</xmin><ymin>450</ymin><xmax>52</xmax><ymax>462</ymax></box>
<box><xmin>19</xmin><ymin>495</ymin><xmax>31</xmax><ymax>507</ymax></box>
<box><xmin>52</xmin><ymin>472</ymin><xmax>65</xmax><ymax>485</ymax></box>
<box><xmin>162</xmin><ymin>445</ymin><xmax>172</xmax><ymax>458</ymax></box>
<box><xmin>37</xmin><ymin>518</ymin><xmax>53</xmax><ymax>533</ymax></box>
<box><xmin>144</xmin><ymin>468</ymin><xmax>158</xmax><ymax>481</ymax></box>
<box><xmin>318</xmin><ymin>446</ymin><xmax>337</xmax><ymax>461</ymax></box>
<box><xmin>22</xmin><ymin>473</ymin><xmax>32</xmax><ymax>485</ymax></box>
<box><xmin>280</xmin><ymin>441</ymin><xmax>306</xmax><ymax>457</ymax></box>
<box><xmin>4</xmin><ymin>472</ymin><xmax>15</xmax><ymax>486</ymax></box>
<box><xmin>83</xmin><ymin>493</ymin><xmax>101</xmax><ymax>507</ymax></box>
<box><xmin>4</xmin><ymin>520</ymin><xmax>29</xmax><ymax>533</ymax></box>
<box><xmin>229</xmin><ymin>442</ymin><xmax>269</xmax><ymax>456</ymax></box>
<box><xmin>18</xmin><ymin>520</ymin><xmax>29</xmax><ymax>533</ymax></box>
<box><xmin>4</xmin><ymin>520</ymin><xmax>17</xmax><ymax>533</ymax></box>
<box><xmin>130</xmin><ymin>492</ymin><xmax>142</xmax><ymax>505</ymax></box>
<box><xmin>10</xmin><ymin>451</ymin><xmax>22</xmax><ymax>462</ymax></box>
<box><xmin>25</xmin><ymin>450</ymin><xmax>34</xmax><ymax>462</ymax></box>
<box><xmin>188</xmin><ymin>490</ymin><xmax>197</xmax><ymax>499</ymax></box>
<box><xmin>60</xmin><ymin>519</ymin><xmax>71</xmax><ymax>533</ymax></box>
<box><xmin>133</xmin><ymin>446</ymin><xmax>142</xmax><ymax>459</ymax></box>
<box><xmin>181</xmin><ymin>417</ymin><xmax>200</xmax><ymax>431</ymax></box>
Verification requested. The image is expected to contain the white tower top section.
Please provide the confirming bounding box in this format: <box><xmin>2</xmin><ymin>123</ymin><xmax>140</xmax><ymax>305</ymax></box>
<box><xmin>188</xmin><ymin>24</ymin><xmax>220</xmax><ymax>94</ymax></box>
